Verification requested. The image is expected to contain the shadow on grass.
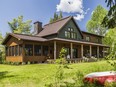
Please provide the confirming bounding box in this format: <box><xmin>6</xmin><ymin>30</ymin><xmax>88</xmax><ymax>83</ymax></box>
<box><xmin>0</xmin><ymin>71</ymin><xmax>16</xmax><ymax>80</ymax></box>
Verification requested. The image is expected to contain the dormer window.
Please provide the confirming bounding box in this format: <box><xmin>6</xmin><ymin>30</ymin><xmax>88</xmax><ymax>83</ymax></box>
<box><xmin>65</xmin><ymin>27</ymin><xmax>77</xmax><ymax>39</ymax></box>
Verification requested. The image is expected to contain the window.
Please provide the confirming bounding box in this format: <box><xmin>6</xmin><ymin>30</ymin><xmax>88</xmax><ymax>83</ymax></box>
<box><xmin>9</xmin><ymin>47</ymin><xmax>11</xmax><ymax>56</ymax></box>
<box><xmin>65</xmin><ymin>27</ymin><xmax>77</xmax><ymax>39</ymax></box>
<box><xmin>43</xmin><ymin>46</ymin><xmax>48</xmax><ymax>56</ymax></box>
<box><xmin>86</xmin><ymin>36</ymin><xmax>90</xmax><ymax>41</ymax></box>
<box><xmin>15</xmin><ymin>45</ymin><xmax>18</xmax><ymax>56</ymax></box>
<box><xmin>34</xmin><ymin>45</ymin><xmax>41</xmax><ymax>56</ymax></box>
<box><xmin>25</xmin><ymin>44</ymin><xmax>33</xmax><ymax>56</ymax></box>
<box><xmin>96</xmin><ymin>38</ymin><xmax>99</xmax><ymax>43</ymax></box>
<box><xmin>6</xmin><ymin>47</ymin><xmax>9</xmax><ymax>56</ymax></box>
<box><xmin>12</xmin><ymin>46</ymin><xmax>15</xmax><ymax>56</ymax></box>
<box><xmin>19</xmin><ymin>45</ymin><xmax>22</xmax><ymax>56</ymax></box>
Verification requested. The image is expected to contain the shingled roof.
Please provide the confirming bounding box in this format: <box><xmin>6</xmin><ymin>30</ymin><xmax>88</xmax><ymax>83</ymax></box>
<box><xmin>37</xmin><ymin>16</ymin><xmax>72</xmax><ymax>37</ymax></box>
<box><xmin>2</xmin><ymin>33</ymin><xmax>47</xmax><ymax>45</ymax></box>
<box><xmin>37</xmin><ymin>16</ymin><xmax>83</xmax><ymax>37</ymax></box>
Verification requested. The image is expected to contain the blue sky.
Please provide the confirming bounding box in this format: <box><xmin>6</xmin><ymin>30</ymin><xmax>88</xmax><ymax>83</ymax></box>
<box><xmin>0</xmin><ymin>0</ymin><xmax>108</xmax><ymax>36</ymax></box>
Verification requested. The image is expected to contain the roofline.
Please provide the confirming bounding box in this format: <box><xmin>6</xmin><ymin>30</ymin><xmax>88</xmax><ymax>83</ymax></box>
<box><xmin>42</xmin><ymin>16</ymin><xmax>84</xmax><ymax>38</ymax></box>
<box><xmin>44</xmin><ymin>16</ymin><xmax>71</xmax><ymax>26</ymax></box>
<box><xmin>82</xmin><ymin>31</ymin><xmax>104</xmax><ymax>37</ymax></box>
<box><xmin>47</xmin><ymin>38</ymin><xmax>109</xmax><ymax>47</ymax></box>
<box><xmin>2</xmin><ymin>33</ymin><xmax>46</xmax><ymax>45</ymax></box>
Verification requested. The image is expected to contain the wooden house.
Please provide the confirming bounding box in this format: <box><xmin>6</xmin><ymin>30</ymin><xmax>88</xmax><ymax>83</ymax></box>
<box><xmin>2</xmin><ymin>16</ymin><xmax>109</xmax><ymax>63</ymax></box>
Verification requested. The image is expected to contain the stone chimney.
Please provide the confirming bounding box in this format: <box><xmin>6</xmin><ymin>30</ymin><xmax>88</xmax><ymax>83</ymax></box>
<box><xmin>33</xmin><ymin>21</ymin><xmax>42</xmax><ymax>35</ymax></box>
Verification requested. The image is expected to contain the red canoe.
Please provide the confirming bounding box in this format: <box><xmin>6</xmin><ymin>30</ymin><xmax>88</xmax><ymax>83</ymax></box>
<box><xmin>84</xmin><ymin>71</ymin><xmax>116</xmax><ymax>85</ymax></box>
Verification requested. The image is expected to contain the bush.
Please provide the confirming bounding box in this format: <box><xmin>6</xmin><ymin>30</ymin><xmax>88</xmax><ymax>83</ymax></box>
<box><xmin>22</xmin><ymin>62</ymin><xmax>26</xmax><ymax>65</ymax></box>
<box><xmin>104</xmin><ymin>81</ymin><xmax>116</xmax><ymax>87</ymax></box>
<box><xmin>27</xmin><ymin>61</ymin><xmax>31</xmax><ymax>64</ymax></box>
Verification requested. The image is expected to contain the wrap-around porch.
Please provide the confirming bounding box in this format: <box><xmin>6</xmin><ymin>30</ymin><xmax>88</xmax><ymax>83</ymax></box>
<box><xmin>51</xmin><ymin>40</ymin><xmax>109</xmax><ymax>61</ymax></box>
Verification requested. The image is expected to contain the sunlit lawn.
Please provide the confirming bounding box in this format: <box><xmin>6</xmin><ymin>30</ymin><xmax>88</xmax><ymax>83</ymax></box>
<box><xmin>0</xmin><ymin>61</ymin><xmax>113</xmax><ymax>87</ymax></box>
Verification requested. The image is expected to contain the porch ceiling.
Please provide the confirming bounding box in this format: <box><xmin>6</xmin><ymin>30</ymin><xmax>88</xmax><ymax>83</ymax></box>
<box><xmin>47</xmin><ymin>38</ymin><xmax>109</xmax><ymax>47</ymax></box>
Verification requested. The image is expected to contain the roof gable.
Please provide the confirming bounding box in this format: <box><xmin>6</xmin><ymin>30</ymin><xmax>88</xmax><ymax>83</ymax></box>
<box><xmin>58</xmin><ymin>18</ymin><xmax>83</xmax><ymax>40</ymax></box>
<box><xmin>37</xmin><ymin>16</ymin><xmax>72</xmax><ymax>37</ymax></box>
<box><xmin>37</xmin><ymin>16</ymin><xmax>83</xmax><ymax>38</ymax></box>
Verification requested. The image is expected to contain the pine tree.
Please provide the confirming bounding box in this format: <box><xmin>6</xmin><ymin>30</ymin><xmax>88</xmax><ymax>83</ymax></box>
<box><xmin>8</xmin><ymin>15</ymin><xmax>32</xmax><ymax>34</ymax></box>
<box><xmin>49</xmin><ymin>12</ymin><xmax>63</xmax><ymax>23</ymax></box>
<box><xmin>58</xmin><ymin>11</ymin><xmax>63</xmax><ymax>19</ymax></box>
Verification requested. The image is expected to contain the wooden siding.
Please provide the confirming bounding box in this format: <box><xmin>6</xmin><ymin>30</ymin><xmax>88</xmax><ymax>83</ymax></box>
<box><xmin>6</xmin><ymin>37</ymin><xmax>23</xmax><ymax>46</ymax></box>
<box><xmin>24</xmin><ymin>56</ymin><xmax>46</xmax><ymax>63</ymax></box>
<box><xmin>82</xmin><ymin>33</ymin><xmax>102</xmax><ymax>44</ymax></box>
<box><xmin>58</xmin><ymin>20</ymin><xmax>83</xmax><ymax>40</ymax></box>
<box><xmin>6</xmin><ymin>56</ymin><xmax>23</xmax><ymax>62</ymax></box>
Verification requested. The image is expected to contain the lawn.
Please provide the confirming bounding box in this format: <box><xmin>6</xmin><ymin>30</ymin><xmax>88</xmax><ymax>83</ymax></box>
<box><xmin>0</xmin><ymin>61</ymin><xmax>113</xmax><ymax>87</ymax></box>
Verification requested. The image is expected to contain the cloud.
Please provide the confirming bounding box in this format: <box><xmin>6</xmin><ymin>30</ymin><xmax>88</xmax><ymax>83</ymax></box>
<box><xmin>56</xmin><ymin>0</ymin><xmax>90</xmax><ymax>21</ymax></box>
<box><xmin>74</xmin><ymin>8</ymin><xmax>90</xmax><ymax>21</ymax></box>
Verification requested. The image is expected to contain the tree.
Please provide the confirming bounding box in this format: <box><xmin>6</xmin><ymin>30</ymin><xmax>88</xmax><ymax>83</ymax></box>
<box><xmin>49</xmin><ymin>12</ymin><xmax>63</xmax><ymax>23</ymax></box>
<box><xmin>103</xmin><ymin>27</ymin><xmax>116</xmax><ymax>70</ymax></box>
<box><xmin>8</xmin><ymin>16</ymin><xmax>32</xmax><ymax>34</ymax></box>
<box><xmin>102</xmin><ymin>0</ymin><xmax>116</xmax><ymax>28</ymax></box>
<box><xmin>0</xmin><ymin>33</ymin><xmax>5</xmax><ymax>63</ymax></box>
<box><xmin>86</xmin><ymin>5</ymin><xmax>108</xmax><ymax>36</ymax></box>
<box><xmin>58</xmin><ymin>11</ymin><xmax>63</xmax><ymax>19</ymax></box>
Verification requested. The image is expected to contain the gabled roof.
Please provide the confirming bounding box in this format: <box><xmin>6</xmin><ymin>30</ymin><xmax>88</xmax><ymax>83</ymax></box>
<box><xmin>37</xmin><ymin>16</ymin><xmax>83</xmax><ymax>37</ymax></box>
<box><xmin>2</xmin><ymin>33</ymin><xmax>47</xmax><ymax>45</ymax></box>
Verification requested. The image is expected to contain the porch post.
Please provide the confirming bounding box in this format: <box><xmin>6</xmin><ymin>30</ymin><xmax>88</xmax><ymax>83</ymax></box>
<box><xmin>81</xmin><ymin>44</ymin><xmax>83</xmax><ymax>58</ymax></box>
<box><xmin>54</xmin><ymin>41</ymin><xmax>56</xmax><ymax>60</ymax></box>
<box><xmin>97</xmin><ymin>46</ymin><xmax>99</xmax><ymax>58</ymax></box>
<box><xmin>90</xmin><ymin>45</ymin><xmax>92</xmax><ymax>57</ymax></box>
<box><xmin>70</xmin><ymin>43</ymin><xmax>73</xmax><ymax>59</ymax></box>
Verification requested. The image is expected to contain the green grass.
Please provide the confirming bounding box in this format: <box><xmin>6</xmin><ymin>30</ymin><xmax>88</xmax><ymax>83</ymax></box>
<box><xmin>0</xmin><ymin>61</ymin><xmax>113</xmax><ymax>87</ymax></box>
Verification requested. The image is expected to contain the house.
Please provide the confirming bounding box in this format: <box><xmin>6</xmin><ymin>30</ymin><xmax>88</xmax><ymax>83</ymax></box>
<box><xmin>2</xmin><ymin>16</ymin><xmax>109</xmax><ymax>63</ymax></box>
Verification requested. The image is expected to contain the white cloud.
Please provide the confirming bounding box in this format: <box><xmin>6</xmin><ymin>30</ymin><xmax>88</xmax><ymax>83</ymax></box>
<box><xmin>56</xmin><ymin>0</ymin><xmax>90</xmax><ymax>21</ymax></box>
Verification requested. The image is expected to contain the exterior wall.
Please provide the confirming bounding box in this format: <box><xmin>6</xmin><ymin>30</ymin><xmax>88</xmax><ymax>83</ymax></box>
<box><xmin>23</xmin><ymin>40</ymin><xmax>50</xmax><ymax>63</ymax></box>
<box><xmin>58</xmin><ymin>20</ymin><xmax>83</xmax><ymax>40</ymax></box>
<box><xmin>5</xmin><ymin>37</ymin><xmax>23</xmax><ymax>62</ymax></box>
<box><xmin>24</xmin><ymin>56</ymin><xmax>46</xmax><ymax>63</ymax></box>
<box><xmin>82</xmin><ymin>33</ymin><xmax>102</xmax><ymax>44</ymax></box>
<box><xmin>6</xmin><ymin>56</ymin><xmax>23</xmax><ymax>62</ymax></box>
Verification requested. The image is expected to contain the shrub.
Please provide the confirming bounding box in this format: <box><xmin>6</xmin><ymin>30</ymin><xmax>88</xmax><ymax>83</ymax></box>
<box><xmin>104</xmin><ymin>81</ymin><xmax>116</xmax><ymax>87</ymax></box>
<box><xmin>27</xmin><ymin>61</ymin><xmax>31</xmax><ymax>64</ymax></box>
<box><xmin>22</xmin><ymin>62</ymin><xmax>26</xmax><ymax>65</ymax></box>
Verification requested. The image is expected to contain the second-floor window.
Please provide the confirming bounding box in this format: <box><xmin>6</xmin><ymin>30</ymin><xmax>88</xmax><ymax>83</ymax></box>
<box><xmin>86</xmin><ymin>36</ymin><xmax>90</xmax><ymax>41</ymax></box>
<box><xmin>65</xmin><ymin>27</ymin><xmax>77</xmax><ymax>39</ymax></box>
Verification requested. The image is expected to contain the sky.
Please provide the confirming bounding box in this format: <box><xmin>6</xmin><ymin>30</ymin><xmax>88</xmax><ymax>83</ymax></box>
<box><xmin>0</xmin><ymin>0</ymin><xmax>108</xmax><ymax>37</ymax></box>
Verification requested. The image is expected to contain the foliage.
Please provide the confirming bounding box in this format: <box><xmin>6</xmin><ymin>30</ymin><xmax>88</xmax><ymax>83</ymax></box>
<box><xmin>49</xmin><ymin>11</ymin><xmax>63</xmax><ymax>23</ymax></box>
<box><xmin>8</xmin><ymin>15</ymin><xmax>32</xmax><ymax>34</ymax></box>
<box><xmin>86</xmin><ymin>5</ymin><xmax>108</xmax><ymax>35</ymax></box>
<box><xmin>0</xmin><ymin>33</ymin><xmax>5</xmax><ymax>63</ymax></box>
<box><xmin>104</xmin><ymin>28</ymin><xmax>116</xmax><ymax>70</ymax></box>
<box><xmin>102</xmin><ymin>0</ymin><xmax>116</xmax><ymax>28</ymax></box>
<box><xmin>55</xmin><ymin>47</ymin><xmax>67</xmax><ymax>64</ymax></box>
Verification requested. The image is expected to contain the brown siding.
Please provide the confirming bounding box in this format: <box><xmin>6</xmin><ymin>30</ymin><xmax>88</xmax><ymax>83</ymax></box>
<box><xmin>6</xmin><ymin>37</ymin><xmax>23</xmax><ymax>46</ymax></box>
<box><xmin>23</xmin><ymin>56</ymin><xmax>46</xmax><ymax>63</ymax></box>
<box><xmin>6</xmin><ymin>56</ymin><xmax>23</xmax><ymax>62</ymax></box>
<box><xmin>82</xmin><ymin>33</ymin><xmax>102</xmax><ymax>44</ymax></box>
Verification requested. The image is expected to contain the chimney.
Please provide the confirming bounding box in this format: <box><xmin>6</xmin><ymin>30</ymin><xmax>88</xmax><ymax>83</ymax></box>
<box><xmin>33</xmin><ymin>21</ymin><xmax>42</xmax><ymax>35</ymax></box>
